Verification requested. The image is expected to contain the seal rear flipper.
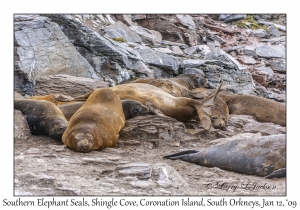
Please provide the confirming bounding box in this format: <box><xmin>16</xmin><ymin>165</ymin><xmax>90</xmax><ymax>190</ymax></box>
<box><xmin>193</xmin><ymin>82</ymin><xmax>223</xmax><ymax>130</ymax></box>
<box><xmin>164</xmin><ymin>150</ymin><xmax>199</xmax><ymax>159</ymax></box>
<box><xmin>265</xmin><ymin>168</ymin><xmax>286</xmax><ymax>179</ymax></box>
<box><xmin>73</xmin><ymin>91</ymin><xmax>94</xmax><ymax>101</ymax></box>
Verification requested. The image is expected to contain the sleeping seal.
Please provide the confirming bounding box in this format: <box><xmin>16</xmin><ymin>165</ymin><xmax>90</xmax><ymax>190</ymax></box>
<box><xmin>14</xmin><ymin>99</ymin><xmax>68</xmax><ymax>140</ymax></box>
<box><xmin>164</xmin><ymin>134</ymin><xmax>286</xmax><ymax>178</ymax></box>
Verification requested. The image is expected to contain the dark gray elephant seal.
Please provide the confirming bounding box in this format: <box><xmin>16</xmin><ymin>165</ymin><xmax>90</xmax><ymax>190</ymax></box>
<box><xmin>14</xmin><ymin>99</ymin><xmax>68</xmax><ymax>140</ymax></box>
<box><xmin>164</xmin><ymin>134</ymin><xmax>286</xmax><ymax>178</ymax></box>
<box><xmin>58</xmin><ymin>100</ymin><xmax>150</xmax><ymax>121</ymax></box>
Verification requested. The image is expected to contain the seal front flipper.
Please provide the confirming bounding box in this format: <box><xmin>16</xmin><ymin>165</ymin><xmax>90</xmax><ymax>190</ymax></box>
<box><xmin>192</xmin><ymin>82</ymin><xmax>223</xmax><ymax>130</ymax></box>
<box><xmin>146</xmin><ymin>102</ymin><xmax>170</xmax><ymax>118</ymax></box>
<box><xmin>265</xmin><ymin>168</ymin><xmax>286</xmax><ymax>179</ymax></box>
<box><xmin>164</xmin><ymin>150</ymin><xmax>200</xmax><ymax>159</ymax></box>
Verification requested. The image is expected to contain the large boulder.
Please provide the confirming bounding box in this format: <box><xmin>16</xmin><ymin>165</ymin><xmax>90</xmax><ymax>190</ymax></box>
<box><xmin>134</xmin><ymin>14</ymin><xmax>200</xmax><ymax>46</ymax></box>
<box><xmin>135</xmin><ymin>47</ymin><xmax>181</xmax><ymax>75</ymax></box>
<box><xmin>33</xmin><ymin>74</ymin><xmax>108</xmax><ymax>97</ymax></box>
<box><xmin>14</xmin><ymin>15</ymin><xmax>100</xmax><ymax>95</ymax></box>
<box><xmin>45</xmin><ymin>14</ymin><xmax>151</xmax><ymax>85</ymax></box>
<box><xmin>181</xmin><ymin>49</ymin><xmax>255</xmax><ymax>95</ymax></box>
<box><xmin>103</xmin><ymin>21</ymin><xmax>142</xmax><ymax>43</ymax></box>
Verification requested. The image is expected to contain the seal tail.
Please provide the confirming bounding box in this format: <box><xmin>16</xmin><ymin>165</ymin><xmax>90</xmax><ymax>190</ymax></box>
<box><xmin>164</xmin><ymin>150</ymin><xmax>200</xmax><ymax>159</ymax></box>
<box><xmin>265</xmin><ymin>168</ymin><xmax>286</xmax><ymax>179</ymax></box>
<box><xmin>193</xmin><ymin>81</ymin><xmax>223</xmax><ymax>130</ymax></box>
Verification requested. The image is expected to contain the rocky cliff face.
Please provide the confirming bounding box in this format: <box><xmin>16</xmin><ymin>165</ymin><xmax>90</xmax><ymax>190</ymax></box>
<box><xmin>14</xmin><ymin>14</ymin><xmax>286</xmax><ymax>100</ymax></box>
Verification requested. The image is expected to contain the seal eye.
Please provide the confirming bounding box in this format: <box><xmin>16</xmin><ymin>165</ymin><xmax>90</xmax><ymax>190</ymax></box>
<box><xmin>134</xmin><ymin>107</ymin><xmax>141</xmax><ymax>114</ymax></box>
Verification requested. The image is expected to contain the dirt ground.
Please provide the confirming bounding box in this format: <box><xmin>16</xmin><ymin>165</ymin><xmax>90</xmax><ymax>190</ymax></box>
<box><xmin>14</xmin><ymin>111</ymin><xmax>286</xmax><ymax>196</ymax></box>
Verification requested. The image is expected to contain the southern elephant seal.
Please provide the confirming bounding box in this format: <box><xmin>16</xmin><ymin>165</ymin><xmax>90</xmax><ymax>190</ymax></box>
<box><xmin>58</xmin><ymin>100</ymin><xmax>150</xmax><ymax>121</ymax></box>
<box><xmin>62</xmin><ymin>88</ymin><xmax>126</xmax><ymax>152</ymax></box>
<box><xmin>109</xmin><ymin>82</ymin><xmax>222</xmax><ymax>130</ymax></box>
<box><xmin>164</xmin><ymin>134</ymin><xmax>286</xmax><ymax>178</ymax></box>
<box><xmin>220</xmin><ymin>94</ymin><xmax>286</xmax><ymax>126</ymax></box>
<box><xmin>14</xmin><ymin>99</ymin><xmax>68</xmax><ymax>140</ymax></box>
<box><xmin>191</xmin><ymin>88</ymin><xmax>286</xmax><ymax>129</ymax></box>
<box><xmin>134</xmin><ymin>73</ymin><xmax>208</xmax><ymax>99</ymax></box>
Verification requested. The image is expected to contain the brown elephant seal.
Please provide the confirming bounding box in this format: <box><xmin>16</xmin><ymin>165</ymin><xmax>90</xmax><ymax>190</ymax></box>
<box><xmin>220</xmin><ymin>94</ymin><xmax>286</xmax><ymax>126</ymax></box>
<box><xmin>164</xmin><ymin>134</ymin><xmax>286</xmax><ymax>178</ymax></box>
<box><xmin>30</xmin><ymin>94</ymin><xmax>76</xmax><ymax>105</ymax></box>
<box><xmin>62</xmin><ymin>88</ymin><xmax>126</xmax><ymax>152</ymax></box>
<box><xmin>14</xmin><ymin>99</ymin><xmax>68</xmax><ymax>140</ymax></box>
<box><xmin>191</xmin><ymin>88</ymin><xmax>286</xmax><ymax>128</ymax></box>
<box><xmin>109</xmin><ymin>82</ymin><xmax>222</xmax><ymax>130</ymax></box>
<box><xmin>58</xmin><ymin>100</ymin><xmax>150</xmax><ymax>121</ymax></box>
<box><xmin>134</xmin><ymin>74</ymin><xmax>208</xmax><ymax>99</ymax></box>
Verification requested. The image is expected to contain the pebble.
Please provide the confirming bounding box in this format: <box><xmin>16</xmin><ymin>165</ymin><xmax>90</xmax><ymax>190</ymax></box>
<box><xmin>129</xmin><ymin>180</ymin><xmax>154</xmax><ymax>189</ymax></box>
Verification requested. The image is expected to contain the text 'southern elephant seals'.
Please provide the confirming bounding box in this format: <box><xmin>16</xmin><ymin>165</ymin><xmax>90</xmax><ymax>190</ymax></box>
<box><xmin>14</xmin><ymin>99</ymin><xmax>68</xmax><ymax>140</ymax></box>
<box><xmin>164</xmin><ymin>134</ymin><xmax>286</xmax><ymax>178</ymax></box>
<box><xmin>62</xmin><ymin>88</ymin><xmax>125</xmax><ymax>153</ymax></box>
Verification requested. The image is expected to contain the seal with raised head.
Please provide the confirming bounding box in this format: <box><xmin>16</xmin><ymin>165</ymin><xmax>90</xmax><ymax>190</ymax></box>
<box><xmin>14</xmin><ymin>99</ymin><xmax>68</xmax><ymax>140</ymax></box>
<box><xmin>30</xmin><ymin>94</ymin><xmax>76</xmax><ymax>105</ymax></box>
<box><xmin>164</xmin><ymin>134</ymin><xmax>286</xmax><ymax>178</ymax></box>
<box><xmin>62</xmin><ymin>88</ymin><xmax>126</xmax><ymax>152</ymax></box>
<box><xmin>134</xmin><ymin>73</ymin><xmax>208</xmax><ymax>99</ymax></box>
<box><xmin>58</xmin><ymin>100</ymin><xmax>150</xmax><ymax>121</ymax></box>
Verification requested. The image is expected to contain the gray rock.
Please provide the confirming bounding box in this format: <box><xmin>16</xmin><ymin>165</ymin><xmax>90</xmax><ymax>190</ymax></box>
<box><xmin>257</xmin><ymin>20</ymin><xmax>286</xmax><ymax>31</ymax></box>
<box><xmin>169</xmin><ymin>46</ymin><xmax>184</xmax><ymax>55</ymax></box>
<box><xmin>255</xmin><ymin>66</ymin><xmax>274</xmax><ymax>76</ymax></box>
<box><xmin>129</xmin><ymin>180</ymin><xmax>154</xmax><ymax>189</ymax></box>
<box><xmin>268</xmin><ymin>26</ymin><xmax>281</xmax><ymax>37</ymax></box>
<box><xmin>219</xmin><ymin>14</ymin><xmax>246</xmax><ymax>23</ymax></box>
<box><xmin>117</xmin><ymin>163</ymin><xmax>152</xmax><ymax>179</ymax></box>
<box><xmin>182</xmin><ymin>68</ymin><xmax>205</xmax><ymax>77</ymax></box>
<box><xmin>176</xmin><ymin>15</ymin><xmax>196</xmax><ymax>30</ymax></box>
<box><xmin>184</xmin><ymin>45</ymin><xmax>211</xmax><ymax>56</ymax></box>
<box><xmin>33</xmin><ymin>74</ymin><xmax>108</xmax><ymax>97</ymax></box>
<box><xmin>14</xmin><ymin>110</ymin><xmax>31</xmax><ymax>140</ymax></box>
<box><xmin>181</xmin><ymin>54</ymin><xmax>255</xmax><ymax>95</ymax></box>
<box><xmin>131</xmin><ymin>14</ymin><xmax>147</xmax><ymax>21</ymax></box>
<box><xmin>14</xmin><ymin>15</ymin><xmax>99</xmax><ymax>95</ymax></box>
<box><xmin>161</xmin><ymin>40</ymin><xmax>189</xmax><ymax>49</ymax></box>
<box><xmin>130</xmin><ymin>25</ymin><xmax>162</xmax><ymax>47</ymax></box>
<box><xmin>120</xmin><ymin>115</ymin><xmax>191</xmax><ymax>141</ymax></box>
<box><xmin>135</xmin><ymin>14</ymin><xmax>200</xmax><ymax>46</ymax></box>
<box><xmin>103</xmin><ymin>21</ymin><xmax>142</xmax><ymax>43</ymax></box>
<box><xmin>152</xmin><ymin>163</ymin><xmax>189</xmax><ymax>187</ymax></box>
<box><xmin>256</xmin><ymin>44</ymin><xmax>285</xmax><ymax>58</ymax></box>
<box><xmin>228</xmin><ymin>115</ymin><xmax>285</xmax><ymax>135</ymax></box>
<box><xmin>244</xmin><ymin>46</ymin><xmax>257</xmax><ymax>58</ymax></box>
<box><xmin>136</xmin><ymin>48</ymin><xmax>180</xmax><ymax>74</ymax></box>
<box><xmin>267</xmin><ymin>59</ymin><xmax>286</xmax><ymax>73</ymax></box>
<box><xmin>237</xmin><ymin>56</ymin><xmax>256</xmax><ymax>65</ymax></box>
<box><xmin>45</xmin><ymin>14</ymin><xmax>148</xmax><ymax>85</ymax></box>
<box><xmin>131</xmin><ymin>60</ymin><xmax>154</xmax><ymax>77</ymax></box>
<box><xmin>253</xmin><ymin>29</ymin><xmax>268</xmax><ymax>38</ymax></box>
